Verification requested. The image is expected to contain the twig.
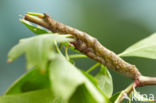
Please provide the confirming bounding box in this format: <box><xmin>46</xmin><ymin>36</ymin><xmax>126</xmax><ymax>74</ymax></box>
<box><xmin>24</xmin><ymin>13</ymin><xmax>141</xmax><ymax>80</ymax></box>
<box><xmin>23</xmin><ymin>13</ymin><xmax>156</xmax><ymax>90</ymax></box>
<box><xmin>115</xmin><ymin>83</ymin><xmax>134</xmax><ymax>103</ymax></box>
<box><xmin>138</xmin><ymin>76</ymin><xmax>156</xmax><ymax>86</ymax></box>
<box><xmin>115</xmin><ymin>80</ymin><xmax>156</xmax><ymax>103</ymax></box>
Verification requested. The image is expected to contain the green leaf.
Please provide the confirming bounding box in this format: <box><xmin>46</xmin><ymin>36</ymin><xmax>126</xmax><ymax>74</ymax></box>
<box><xmin>81</xmin><ymin>70</ymin><xmax>110</xmax><ymax>101</ymax></box>
<box><xmin>110</xmin><ymin>92</ymin><xmax>121</xmax><ymax>103</ymax></box>
<box><xmin>8</xmin><ymin>34</ymin><xmax>73</xmax><ymax>71</ymax></box>
<box><xmin>69</xmin><ymin>84</ymin><xmax>97</xmax><ymax>103</ymax></box>
<box><xmin>81</xmin><ymin>70</ymin><xmax>98</xmax><ymax>86</ymax></box>
<box><xmin>95</xmin><ymin>65</ymin><xmax>113</xmax><ymax>98</ymax></box>
<box><xmin>5</xmin><ymin>68</ymin><xmax>50</xmax><ymax>95</ymax></box>
<box><xmin>0</xmin><ymin>89</ymin><xmax>57</xmax><ymax>103</ymax></box>
<box><xmin>26</xmin><ymin>12</ymin><xmax>44</xmax><ymax>17</ymax></box>
<box><xmin>119</xmin><ymin>33</ymin><xmax>156</xmax><ymax>59</ymax></box>
<box><xmin>20</xmin><ymin>19</ymin><xmax>49</xmax><ymax>35</ymax></box>
<box><xmin>49</xmin><ymin>54</ymin><xmax>108</xmax><ymax>103</ymax></box>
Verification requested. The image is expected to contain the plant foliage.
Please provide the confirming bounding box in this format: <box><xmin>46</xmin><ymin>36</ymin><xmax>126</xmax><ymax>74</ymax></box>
<box><xmin>1</xmin><ymin>15</ymin><xmax>156</xmax><ymax>103</ymax></box>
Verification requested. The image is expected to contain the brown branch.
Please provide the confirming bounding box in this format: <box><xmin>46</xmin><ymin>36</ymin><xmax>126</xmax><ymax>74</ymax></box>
<box><xmin>24</xmin><ymin>12</ymin><xmax>156</xmax><ymax>103</ymax></box>
<box><xmin>24</xmin><ymin>13</ymin><xmax>156</xmax><ymax>86</ymax></box>
<box><xmin>24</xmin><ymin>13</ymin><xmax>141</xmax><ymax>80</ymax></box>
<box><xmin>138</xmin><ymin>76</ymin><xmax>156</xmax><ymax>86</ymax></box>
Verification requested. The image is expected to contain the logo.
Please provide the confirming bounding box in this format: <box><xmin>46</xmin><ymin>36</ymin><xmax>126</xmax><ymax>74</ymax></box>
<box><xmin>123</xmin><ymin>92</ymin><xmax>155</xmax><ymax>102</ymax></box>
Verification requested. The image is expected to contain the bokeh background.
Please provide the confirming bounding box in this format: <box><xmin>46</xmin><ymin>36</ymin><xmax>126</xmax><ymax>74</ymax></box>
<box><xmin>0</xmin><ymin>0</ymin><xmax>156</xmax><ymax>100</ymax></box>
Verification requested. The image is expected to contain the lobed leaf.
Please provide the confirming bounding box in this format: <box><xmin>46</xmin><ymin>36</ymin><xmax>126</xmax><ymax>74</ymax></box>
<box><xmin>0</xmin><ymin>89</ymin><xmax>56</xmax><ymax>103</ymax></box>
<box><xmin>21</xmin><ymin>19</ymin><xmax>80</xmax><ymax>54</ymax></box>
<box><xmin>49</xmin><ymin>54</ymin><xmax>109</xmax><ymax>103</ymax></box>
<box><xmin>8</xmin><ymin>34</ymin><xmax>73</xmax><ymax>71</ymax></box>
<box><xmin>5</xmin><ymin>68</ymin><xmax>50</xmax><ymax>95</ymax></box>
<box><xmin>119</xmin><ymin>33</ymin><xmax>156</xmax><ymax>59</ymax></box>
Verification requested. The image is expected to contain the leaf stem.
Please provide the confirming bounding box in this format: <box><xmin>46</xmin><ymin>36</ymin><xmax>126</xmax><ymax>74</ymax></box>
<box><xmin>86</xmin><ymin>63</ymin><xmax>100</xmax><ymax>73</ymax></box>
<box><xmin>54</xmin><ymin>41</ymin><xmax>62</xmax><ymax>55</ymax></box>
<box><xmin>69</xmin><ymin>54</ymin><xmax>87</xmax><ymax>59</ymax></box>
<box><xmin>115</xmin><ymin>83</ymin><xmax>134</xmax><ymax>103</ymax></box>
<box><xmin>65</xmin><ymin>46</ymin><xmax>69</xmax><ymax>60</ymax></box>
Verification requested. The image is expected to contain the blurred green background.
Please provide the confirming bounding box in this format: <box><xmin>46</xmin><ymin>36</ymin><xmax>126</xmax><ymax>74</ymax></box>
<box><xmin>0</xmin><ymin>0</ymin><xmax>156</xmax><ymax>99</ymax></box>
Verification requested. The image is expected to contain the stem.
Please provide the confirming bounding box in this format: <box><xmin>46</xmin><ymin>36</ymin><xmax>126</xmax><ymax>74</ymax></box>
<box><xmin>24</xmin><ymin>13</ymin><xmax>141</xmax><ymax>80</ymax></box>
<box><xmin>59</xmin><ymin>43</ymin><xmax>63</xmax><ymax>49</ymax></box>
<box><xmin>138</xmin><ymin>76</ymin><xmax>156</xmax><ymax>86</ymax></box>
<box><xmin>54</xmin><ymin>41</ymin><xmax>62</xmax><ymax>55</ymax></box>
<box><xmin>115</xmin><ymin>83</ymin><xmax>134</xmax><ymax>103</ymax></box>
<box><xmin>117</xmin><ymin>80</ymin><xmax>156</xmax><ymax>103</ymax></box>
<box><xmin>69</xmin><ymin>54</ymin><xmax>87</xmax><ymax>59</ymax></box>
<box><xmin>23</xmin><ymin>12</ymin><xmax>156</xmax><ymax>88</ymax></box>
<box><xmin>65</xmin><ymin>46</ymin><xmax>69</xmax><ymax>60</ymax></box>
<box><xmin>86</xmin><ymin>63</ymin><xmax>100</xmax><ymax>73</ymax></box>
